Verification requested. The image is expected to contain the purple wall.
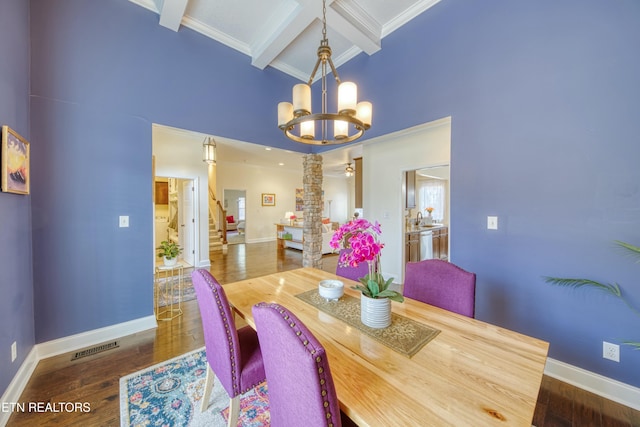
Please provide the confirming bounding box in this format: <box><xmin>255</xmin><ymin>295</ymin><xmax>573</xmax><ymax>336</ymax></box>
<box><xmin>338</xmin><ymin>0</ymin><xmax>640</xmax><ymax>386</ymax></box>
<box><xmin>0</xmin><ymin>0</ymin><xmax>34</xmax><ymax>395</ymax></box>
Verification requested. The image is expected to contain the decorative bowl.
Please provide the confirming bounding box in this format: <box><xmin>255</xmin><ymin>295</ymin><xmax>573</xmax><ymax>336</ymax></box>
<box><xmin>318</xmin><ymin>280</ymin><xmax>344</xmax><ymax>301</ymax></box>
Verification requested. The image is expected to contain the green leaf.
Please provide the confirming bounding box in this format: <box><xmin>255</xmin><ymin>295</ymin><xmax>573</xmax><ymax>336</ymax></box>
<box><xmin>615</xmin><ymin>240</ymin><xmax>640</xmax><ymax>263</ymax></box>
<box><xmin>351</xmin><ymin>284</ymin><xmax>370</xmax><ymax>296</ymax></box>
<box><xmin>621</xmin><ymin>341</ymin><xmax>640</xmax><ymax>350</ymax></box>
<box><xmin>377</xmin><ymin>290</ymin><xmax>405</xmax><ymax>302</ymax></box>
<box><xmin>543</xmin><ymin>277</ymin><xmax>622</xmax><ymax>297</ymax></box>
<box><xmin>368</xmin><ymin>279</ymin><xmax>380</xmax><ymax>297</ymax></box>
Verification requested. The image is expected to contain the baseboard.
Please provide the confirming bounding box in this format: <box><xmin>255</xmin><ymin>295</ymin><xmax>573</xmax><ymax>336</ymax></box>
<box><xmin>36</xmin><ymin>315</ymin><xmax>157</xmax><ymax>360</ymax></box>
<box><xmin>197</xmin><ymin>259</ymin><xmax>211</xmax><ymax>268</ymax></box>
<box><xmin>246</xmin><ymin>237</ymin><xmax>275</xmax><ymax>244</ymax></box>
<box><xmin>545</xmin><ymin>357</ymin><xmax>640</xmax><ymax>411</ymax></box>
<box><xmin>0</xmin><ymin>347</ymin><xmax>39</xmax><ymax>427</ymax></box>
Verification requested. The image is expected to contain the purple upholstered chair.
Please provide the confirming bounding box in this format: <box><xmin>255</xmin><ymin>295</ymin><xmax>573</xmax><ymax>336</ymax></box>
<box><xmin>335</xmin><ymin>248</ymin><xmax>370</xmax><ymax>282</ymax></box>
<box><xmin>252</xmin><ymin>302</ymin><xmax>342</xmax><ymax>427</ymax></box>
<box><xmin>191</xmin><ymin>269</ymin><xmax>266</xmax><ymax>426</ymax></box>
<box><xmin>404</xmin><ymin>259</ymin><xmax>476</xmax><ymax>318</ymax></box>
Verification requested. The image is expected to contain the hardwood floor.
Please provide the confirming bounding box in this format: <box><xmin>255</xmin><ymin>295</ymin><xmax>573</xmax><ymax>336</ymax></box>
<box><xmin>7</xmin><ymin>242</ymin><xmax>640</xmax><ymax>426</ymax></box>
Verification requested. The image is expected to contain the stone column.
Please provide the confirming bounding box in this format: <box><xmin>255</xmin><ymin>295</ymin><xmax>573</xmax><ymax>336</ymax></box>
<box><xmin>302</xmin><ymin>154</ymin><xmax>323</xmax><ymax>268</ymax></box>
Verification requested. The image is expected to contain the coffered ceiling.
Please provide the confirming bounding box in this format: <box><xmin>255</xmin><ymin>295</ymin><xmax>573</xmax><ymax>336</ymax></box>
<box><xmin>129</xmin><ymin>0</ymin><xmax>440</xmax><ymax>81</ymax></box>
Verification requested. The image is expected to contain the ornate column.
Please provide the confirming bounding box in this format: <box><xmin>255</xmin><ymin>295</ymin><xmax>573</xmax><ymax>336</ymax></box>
<box><xmin>302</xmin><ymin>154</ymin><xmax>323</xmax><ymax>268</ymax></box>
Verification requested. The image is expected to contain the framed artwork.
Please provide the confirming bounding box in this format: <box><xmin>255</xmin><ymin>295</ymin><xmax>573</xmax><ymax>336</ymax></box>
<box><xmin>262</xmin><ymin>193</ymin><xmax>276</xmax><ymax>206</ymax></box>
<box><xmin>1</xmin><ymin>126</ymin><xmax>30</xmax><ymax>195</ymax></box>
<box><xmin>295</xmin><ymin>188</ymin><xmax>304</xmax><ymax>211</ymax></box>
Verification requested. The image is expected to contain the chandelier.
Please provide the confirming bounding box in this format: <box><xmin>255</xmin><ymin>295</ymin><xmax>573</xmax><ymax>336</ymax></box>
<box><xmin>277</xmin><ymin>0</ymin><xmax>372</xmax><ymax>145</ymax></box>
<box><xmin>345</xmin><ymin>163</ymin><xmax>354</xmax><ymax>177</ymax></box>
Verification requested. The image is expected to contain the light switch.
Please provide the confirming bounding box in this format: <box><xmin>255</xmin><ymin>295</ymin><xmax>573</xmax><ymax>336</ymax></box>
<box><xmin>119</xmin><ymin>216</ymin><xmax>129</xmax><ymax>228</ymax></box>
<box><xmin>487</xmin><ymin>216</ymin><xmax>498</xmax><ymax>230</ymax></box>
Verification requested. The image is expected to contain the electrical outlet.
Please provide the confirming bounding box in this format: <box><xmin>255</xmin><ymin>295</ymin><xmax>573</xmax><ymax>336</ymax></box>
<box><xmin>11</xmin><ymin>341</ymin><xmax>17</xmax><ymax>362</ymax></box>
<box><xmin>603</xmin><ymin>341</ymin><xmax>619</xmax><ymax>362</ymax></box>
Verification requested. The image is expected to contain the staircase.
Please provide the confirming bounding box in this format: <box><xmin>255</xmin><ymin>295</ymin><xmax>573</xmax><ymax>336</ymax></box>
<box><xmin>209</xmin><ymin>213</ymin><xmax>223</xmax><ymax>251</ymax></box>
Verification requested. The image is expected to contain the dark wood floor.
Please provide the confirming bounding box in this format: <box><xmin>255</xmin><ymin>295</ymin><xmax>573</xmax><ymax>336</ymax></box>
<box><xmin>8</xmin><ymin>242</ymin><xmax>640</xmax><ymax>426</ymax></box>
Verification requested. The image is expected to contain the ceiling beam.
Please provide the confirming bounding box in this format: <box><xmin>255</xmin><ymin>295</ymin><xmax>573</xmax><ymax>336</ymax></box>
<box><xmin>158</xmin><ymin>0</ymin><xmax>189</xmax><ymax>32</ymax></box>
<box><xmin>250</xmin><ymin>3</ymin><xmax>317</xmax><ymax>71</ymax></box>
<box><xmin>328</xmin><ymin>0</ymin><xmax>381</xmax><ymax>55</ymax></box>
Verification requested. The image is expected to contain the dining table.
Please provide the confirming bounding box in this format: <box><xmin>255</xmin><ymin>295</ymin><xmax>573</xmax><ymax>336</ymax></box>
<box><xmin>223</xmin><ymin>267</ymin><xmax>549</xmax><ymax>426</ymax></box>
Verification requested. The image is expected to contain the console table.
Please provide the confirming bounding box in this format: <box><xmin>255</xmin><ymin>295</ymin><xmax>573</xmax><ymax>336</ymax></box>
<box><xmin>154</xmin><ymin>262</ymin><xmax>184</xmax><ymax>320</ymax></box>
<box><xmin>275</xmin><ymin>223</ymin><xmax>303</xmax><ymax>250</ymax></box>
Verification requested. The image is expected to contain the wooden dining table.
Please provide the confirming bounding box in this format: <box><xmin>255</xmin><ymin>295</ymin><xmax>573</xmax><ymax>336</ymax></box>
<box><xmin>223</xmin><ymin>267</ymin><xmax>549</xmax><ymax>426</ymax></box>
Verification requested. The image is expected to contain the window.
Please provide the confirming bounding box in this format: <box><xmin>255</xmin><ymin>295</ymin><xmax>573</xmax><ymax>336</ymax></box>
<box><xmin>237</xmin><ymin>197</ymin><xmax>246</xmax><ymax>221</ymax></box>
<box><xmin>418</xmin><ymin>179</ymin><xmax>446</xmax><ymax>222</ymax></box>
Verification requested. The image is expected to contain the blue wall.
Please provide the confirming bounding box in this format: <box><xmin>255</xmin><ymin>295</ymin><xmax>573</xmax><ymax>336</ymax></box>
<box><xmin>0</xmin><ymin>0</ymin><xmax>34</xmax><ymax>395</ymax></box>
<box><xmin>28</xmin><ymin>0</ymin><xmax>299</xmax><ymax>345</ymax></box>
<box><xmin>4</xmin><ymin>0</ymin><xmax>637</xmax><ymax>396</ymax></box>
<box><xmin>338</xmin><ymin>0</ymin><xmax>640</xmax><ymax>386</ymax></box>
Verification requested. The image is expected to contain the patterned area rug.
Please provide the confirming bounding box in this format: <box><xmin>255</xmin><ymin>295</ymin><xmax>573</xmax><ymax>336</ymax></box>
<box><xmin>156</xmin><ymin>274</ymin><xmax>196</xmax><ymax>308</ymax></box>
<box><xmin>120</xmin><ymin>348</ymin><xmax>269</xmax><ymax>427</ymax></box>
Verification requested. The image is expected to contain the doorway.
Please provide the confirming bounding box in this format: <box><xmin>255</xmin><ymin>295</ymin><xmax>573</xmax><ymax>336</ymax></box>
<box><xmin>154</xmin><ymin>176</ymin><xmax>197</xmax><ymax>266</ymax></box>
<box><xmin>223</xmin><ymin>189</ymin><xmax>246</xmax><ymax>245</ymax></box>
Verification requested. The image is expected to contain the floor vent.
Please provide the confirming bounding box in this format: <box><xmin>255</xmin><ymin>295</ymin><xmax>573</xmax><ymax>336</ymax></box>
<box><xmin>71</xmin><ymin>341</ymin><xmax>120</xmax><ymax>361</ymax></box>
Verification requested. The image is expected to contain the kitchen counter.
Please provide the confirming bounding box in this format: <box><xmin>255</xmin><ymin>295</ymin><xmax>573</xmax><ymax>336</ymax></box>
<box><xmin>405</xmin><ymin>223</ymin><xmax>447</xmax><ymax>234</ymax></box>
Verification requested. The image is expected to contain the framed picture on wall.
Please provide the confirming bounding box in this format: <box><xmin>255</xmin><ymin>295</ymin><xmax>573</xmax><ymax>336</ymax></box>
<box><xmin>262</xmin><ymin>193</ymin><xmax>276</xmax><ymax>206</ymax></box>
<box><xmin>1</xmin><ymin>126</ymin><xmax>30</xmax><ymax>195</ymax></box>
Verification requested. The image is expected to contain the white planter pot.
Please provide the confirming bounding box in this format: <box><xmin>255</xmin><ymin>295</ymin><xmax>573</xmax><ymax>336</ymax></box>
<box><xmin>360</xmin><ymin>294</ymin><xmax>391</xmax><ymax>328</ymax></box>
<box><xmin>163</xmin><ymin>256</ymin><xmax>178</xmax><ymax>267</ymax></box>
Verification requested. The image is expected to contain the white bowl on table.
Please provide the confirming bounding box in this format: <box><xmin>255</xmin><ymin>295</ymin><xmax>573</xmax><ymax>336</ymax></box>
<box><xmin>318</xmin><ymin>280</ymin><xmax>344</xmax><ymax>301</ymax></box>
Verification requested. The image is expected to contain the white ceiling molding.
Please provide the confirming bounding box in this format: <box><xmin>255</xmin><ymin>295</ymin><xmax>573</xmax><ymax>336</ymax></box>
<box><xmin>129</xmin><ymin>0</ymin><xmax>440</xmax><ymax>81</ymax></box>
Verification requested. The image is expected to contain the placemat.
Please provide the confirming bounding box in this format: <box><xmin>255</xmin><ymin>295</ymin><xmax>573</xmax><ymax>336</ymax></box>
<box><xmin>296</xmin><ymin>289</ymin><xmax>440</xmax><ymax>358</ymax></box>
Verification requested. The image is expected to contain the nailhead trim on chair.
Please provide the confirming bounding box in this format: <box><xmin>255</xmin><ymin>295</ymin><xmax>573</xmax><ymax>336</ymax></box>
<box><xmin>200</xmin><ymin>272</ymin><xmax>266</xmax><ymax>395</ymax></box>
<box><xmin>263</xmin><ymin>303</ymin><xmax>337</xmax><ymax>427</ymax></box>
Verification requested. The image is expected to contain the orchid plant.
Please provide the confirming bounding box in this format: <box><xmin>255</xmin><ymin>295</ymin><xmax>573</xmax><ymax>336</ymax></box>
<box><xmin>330</xmin><ymin>219</ymin><xmax>404</xmax><ymax>302</ymax></box>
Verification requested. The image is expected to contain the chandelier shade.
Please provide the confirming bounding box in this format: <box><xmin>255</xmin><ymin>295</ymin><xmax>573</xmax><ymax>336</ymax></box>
<box><xmin>277</xmin><ymin>0</ymin><xmax>372</xmax><ymax>145</ymax></box>
<box><xmin>202</xmin><ymin>137</ymin><xmax>216</xmax><ymax>164</ymax></box>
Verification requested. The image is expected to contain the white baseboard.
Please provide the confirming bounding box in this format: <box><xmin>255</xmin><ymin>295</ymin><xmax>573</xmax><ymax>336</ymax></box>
<box><xmin>246</xmin><ymin>237</ymin><xmax>275</xmax><ymax>244</ymax></box>
<box><xmin>0</xmin><ymin>347</ymin><xmax>39</xmax><ymax>427</ymax></box>
<box><xmin>37</xmin><ymin>315</ymin><xmax>157</xmax><ymax>360</ymax></box>
<box><xmin>545</xmin><ymin>357</ymin><xmax>640</xmax><ymax>411</ymax></box>
<box><xmin>0</xmin><ymin>315</ymin><xmax>157</xmax><ymax>426</ymax></box>
<box><xmin>197</xmin><ymin>259</ymin><xmax>211</xmax><ymax>268</ymax></box>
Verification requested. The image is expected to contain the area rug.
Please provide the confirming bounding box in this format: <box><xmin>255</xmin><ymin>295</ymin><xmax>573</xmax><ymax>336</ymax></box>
<box><xmin>120</xmin><ymin>348</ymin><xmax>269</xmax><ymax>427</ymax></box>
<box><xmin>156</xmin><ymin>274</ymin><xmax>196</xmax><ymax>307</ymax></box>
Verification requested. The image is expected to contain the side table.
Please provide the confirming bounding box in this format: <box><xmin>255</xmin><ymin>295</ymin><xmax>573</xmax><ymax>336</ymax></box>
<box><xmin>155</xmin><ymin>263</ymin><xmax>184</xmax><ymax>320</ymax></box>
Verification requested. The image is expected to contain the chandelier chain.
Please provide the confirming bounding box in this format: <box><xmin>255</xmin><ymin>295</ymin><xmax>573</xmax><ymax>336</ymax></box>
<box><xmin>322</xmin><ymin>0</ymin><xmax>327</xmax><ymax>41</ymax></box>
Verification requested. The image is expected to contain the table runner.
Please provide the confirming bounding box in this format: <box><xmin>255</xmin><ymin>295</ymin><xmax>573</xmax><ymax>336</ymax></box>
<box><xmin>296</xmin><ymin>289</ymin><xmax>440</xmax><ymax>357</ymax></box>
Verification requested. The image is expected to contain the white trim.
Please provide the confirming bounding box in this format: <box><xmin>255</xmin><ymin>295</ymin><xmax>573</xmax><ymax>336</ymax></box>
<box><xmin>36</xmin><ymin>315</ymin><xmax>157</xmax><ymax>360</ymax></box>
<box><xmin>0</xmin><ymin>316</ymin><xmax>156</xmax><ymax>426</ymax></box>
<box><xmin>0</xmin><ymin>347</ymin><xmax>39</xmax><ymax>427</ymax></box>
<box><xmin>545</xmin><ymin>357</ymin><xmax>640</xmax><ymax>411</ymax></box>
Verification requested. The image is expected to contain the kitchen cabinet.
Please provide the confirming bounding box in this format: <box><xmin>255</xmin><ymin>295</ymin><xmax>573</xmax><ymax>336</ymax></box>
<box><xmin>404</xmin><ymin>170</ymin><xmax>416</xmax><ymax>209</ymax></box>
<box><xmin>406</xmin><ymin>226</ymin><xmax>449</xmax><ymax>264</ymax></box>
<box><xmin>432</xmin><ymin>226</ymin><xmax>449</xmax><ymax>260</ymax></box>
<box><xmin>405</xmin><ymin>231</ymin><xmax>420</xmax><ymax>263</ymax></box>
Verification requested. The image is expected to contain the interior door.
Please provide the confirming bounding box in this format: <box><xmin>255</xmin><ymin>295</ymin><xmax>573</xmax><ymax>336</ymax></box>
<box><xmin>181</xmin><ymin>180</ymin><xmax>195</xmax><ymax>266</ymax></box>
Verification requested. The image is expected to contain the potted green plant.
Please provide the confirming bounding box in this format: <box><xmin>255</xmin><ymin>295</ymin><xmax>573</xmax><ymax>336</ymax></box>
<box><xmin>544</xmin><ymin>240</ymin><xmax>640</xmax><ymax>350</ymax></box>
<box><xmin>157</xmin><ymin>240</ymin><xmax>182</xmax><ymax>266</ymax></box>
<box><xmin>330</xmin><ymin>219</ymin><xmax>403</xmax><ymax>329</ymax></box>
